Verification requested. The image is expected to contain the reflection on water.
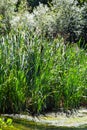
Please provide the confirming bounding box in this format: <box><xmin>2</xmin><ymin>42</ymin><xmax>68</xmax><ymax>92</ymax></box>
<box><xmin>14</xmin><ymin>120</ymin><xmax>87</xmax><ymax>130</ymax></box>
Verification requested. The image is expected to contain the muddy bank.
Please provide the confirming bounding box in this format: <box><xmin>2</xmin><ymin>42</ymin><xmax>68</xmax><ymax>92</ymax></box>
<box><xmin>1</xmin><ymin>108</ymin><xmax>87</xmax><ymax>128</ymax></box>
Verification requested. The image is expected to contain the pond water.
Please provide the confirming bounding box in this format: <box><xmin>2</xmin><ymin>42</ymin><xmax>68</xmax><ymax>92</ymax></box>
<box><xmin>14</xmin><ymin>119</ymin><xmax>87</xmax><ymax>130</ymax></box>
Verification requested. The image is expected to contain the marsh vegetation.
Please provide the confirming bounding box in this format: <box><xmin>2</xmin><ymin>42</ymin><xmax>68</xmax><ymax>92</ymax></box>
<box><xmin>0</xmin><ymin>0</ymin><xmax>87</xmax><ymax>119</ymax></box>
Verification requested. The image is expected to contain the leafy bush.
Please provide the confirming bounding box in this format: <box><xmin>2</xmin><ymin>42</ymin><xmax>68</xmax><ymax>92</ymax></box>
<box><xmin>51</xmin><ymin>0</ymin><xmax>82</xmax><ymax>41</ymax></box>
<box><xmin>32</xmin><ymin>0</ymin><xmax>87</xmax><ymax>43</ymax></box>
<box><xmin>15</xmin><ymin>0</ymin><xmax>51</xmax><ymax>12</ymax></box>
<box><xmin>81</xmin><ymin>3</ymin><xmax>87</xmax><ymax>44</ymax></box>
<box><xmin>0</xmin><ymin>0</ymin><xmax>87</xmax><ymax>44</ymax></box>
<box><xmin>0</xmin><ymin>118</ymin><xmax>13</xmax><ymax>130</ymax></box>
<box><xmin>27</xmin><ymin>0</ymin><xmax>51</xmax><ymax>10</ymax></box>
<box><xmin>6</xmin><ymin>0</ymin><xmax>87</xmax><ymax>45</ymax></box>
<box><xmin>0</xmin><ymin>0</ymin><xmax>16</xmax><ymax>35</ymax></box>
<box><xmin>75</xmin><ymin>0</ymin><xmax>87</xmax><ymax>5</ymax></box>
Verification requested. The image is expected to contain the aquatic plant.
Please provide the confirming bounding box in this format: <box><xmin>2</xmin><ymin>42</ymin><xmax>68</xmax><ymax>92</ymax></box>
<box><xmin>0</xmin><ymin>28</ymin><xmax>87</xmax><ymax>114</ymax></box>
<box><xmin>0</xmin><ymin>117</ymin><xmax>13</xmax><ymax>130</ymax></box>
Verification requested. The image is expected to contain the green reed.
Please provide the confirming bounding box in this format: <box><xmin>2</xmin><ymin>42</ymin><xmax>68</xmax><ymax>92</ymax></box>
<box><xmin>0</xmin><ymin>29</ymin><xmax>87</xmax><ymax>114</ymax></box>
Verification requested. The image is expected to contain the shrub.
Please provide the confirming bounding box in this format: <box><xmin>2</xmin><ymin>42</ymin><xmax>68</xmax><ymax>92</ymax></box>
<box><xmin>8</xmin><ymin>0</ymin><xmax>87</xmax><ymax>45</ymax></box>
<box><xmin>75</xmin><ymin>0</ymin><xmax>87</xmax><ymax>5</ymax></box>
<box><xmin>33</xmin><ymin>0</ymin><xmax>87</xmax><ymax>44</ymax></box>
<box><xmin>0</xmin><ymin>0</ymin><xmax>87</xmax><ymax>45</ymax></box>
<box><xmin>0</xmin><ymin>0</ymin><xmax>16</xmax><ymax>35</ymax></box>
<box><xmin>15</xmin><ymin>0</ymin><xmax>28</xmax><ymax>12</ymax></box>
<box><xmin>49</xmin><ymin>0</ymin><xmax>83</xmax><ymax>42</ymax></box>
<box><xmin>81</xmin><ymin>3</ymin><xmax>87</xmax><ymax>44</ymax></box>
<box><xmin>27</xmin><ymin>0</ymin><xmax>51</xmax><ymax>10</ymax></box>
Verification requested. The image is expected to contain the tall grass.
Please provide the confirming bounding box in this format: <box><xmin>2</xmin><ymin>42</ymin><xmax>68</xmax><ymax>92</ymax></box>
<box><xmin>0</xmin><ymin>29</ymin><xmax>87</xmax><ymax>114</ymax></box>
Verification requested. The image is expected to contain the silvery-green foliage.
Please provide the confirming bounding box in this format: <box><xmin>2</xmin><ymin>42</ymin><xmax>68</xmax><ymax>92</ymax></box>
<box><xmin>27</xmin><ymin>0</ymin><xmax>51</xmax><ymax>9</ymax></box>
<box><xmin>1</xmin><ymin>0</ymin><xmax>86</xmax><ymax>43</ymax></box>
<box><xmin>16</xmin><ymin>0</ymin><xmax>28</xmax><ymax>13</ymax></box>
<box><xmin>33</xmin><ymin>3</ymin><xmax>50</xmax><ymax>35</ymax></box>
<box><xmin>0</xmin><ymin>0</ymin><xmax>30</xmax><ymax>35</ymax></box>
<box><xmin>51</xmin><ymin>0</ymin><xmax>83</xmax><ymax>41</ymax></box>
<box><xmin>10</xmin><ymin>3</ymin><xmax>54</xmax><ymax>36</ymax></box>
<box><xmin>0</xmin><ymin>0</ymin><xmax>17</xmax><ymax>35</ymax></box>
<box><xmin>0</xmin><ymin>0</ymin><xmax>17</xmax><ymax>17</ymax></box>
<box><xmin>32</xmin><ymin>0</ymin><xmax>84</xmax><ymax>41</ymax></box>
<box><xmin>8</xmin><ymin>0</ymin><xmax>86</xmax><ymax>42</ymax></box>
<box><xmin>33</xmin><ymin>3</ymin><xmax>58</xmax><ymax>38</ymax></box>
<box><xmin>10</xmin><ymin>12</ymin><xmax>36</xmax><ymax>30</ymax></box>
<box><xmin>81</xmin><ymin>3</ymin><xmax>87</xmax><ymax>43</ymax></box>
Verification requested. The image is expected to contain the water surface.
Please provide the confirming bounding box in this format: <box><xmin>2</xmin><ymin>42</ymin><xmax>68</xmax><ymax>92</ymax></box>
<box><xmin>14</xmin><ymin>119</ymin><xmax>87</xmax><ymax>130</ymax></box>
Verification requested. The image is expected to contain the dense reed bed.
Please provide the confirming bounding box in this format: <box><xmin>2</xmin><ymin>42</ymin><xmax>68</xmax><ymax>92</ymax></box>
<box><xmin>0</xmin><ymin>28</ymin><xmax>87</xmax><ymax>114</ymax></box>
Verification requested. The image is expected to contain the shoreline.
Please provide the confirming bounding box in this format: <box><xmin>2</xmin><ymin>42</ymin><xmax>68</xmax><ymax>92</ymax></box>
<box><xmin>1</xmin><ymin>108</ymin><xmax>87</xmax><ymax>128</ymax></box>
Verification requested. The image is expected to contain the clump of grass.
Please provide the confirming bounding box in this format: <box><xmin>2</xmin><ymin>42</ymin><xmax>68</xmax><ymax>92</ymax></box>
<box><xmin>0</xmin><ymin>28</ymin><xmax>87</xmax><ymax>114</ymax></box>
